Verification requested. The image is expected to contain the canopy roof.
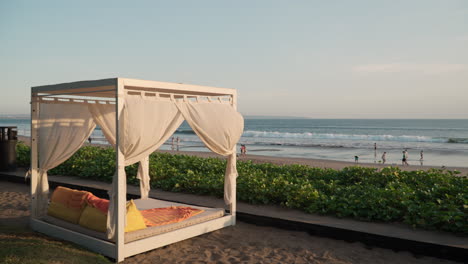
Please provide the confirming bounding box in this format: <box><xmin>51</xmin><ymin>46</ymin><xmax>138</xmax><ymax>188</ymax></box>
<box><xmin>32</xmin><ymin>77</ymin><xmax>237</xmax><ymax>98</ymax></box>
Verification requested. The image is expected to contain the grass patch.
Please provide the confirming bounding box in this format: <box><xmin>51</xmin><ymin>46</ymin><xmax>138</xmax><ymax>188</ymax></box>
<box><xmin>0</xmin><ymin>225</ymin><xmax>111</xmax><ymax>264</ymax></box>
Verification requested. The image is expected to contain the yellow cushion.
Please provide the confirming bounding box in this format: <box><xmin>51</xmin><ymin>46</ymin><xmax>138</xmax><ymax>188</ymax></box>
<box><xmin>78</xmin><ymin>205</ymin><xmax>107</xmax><ymax>233</ymax></box>
<box><xmin>125</xmin><ymin>200</ymin><xmax>147</xmax><ymax>232</ymax></box>
<box><xmin>77</xmin><ymin>200</ymin><xmax>147</xmax><ymax>233</ymax></box>
<box><xmin>47</xmin><ymin>201</ymin><xmax>83</xmax><ymax>224</ymax></box>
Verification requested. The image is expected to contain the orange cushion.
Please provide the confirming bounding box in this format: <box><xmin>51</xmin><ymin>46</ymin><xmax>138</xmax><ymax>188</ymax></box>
<box><xmin>50</xmin><ymin>186</ymin><xmax>89</xmax><ymax>209</ymax></box>
<box><xmin>140</xmin><ymin>206</ymin><xmax>204</xmax><ymax>227</ymax></box>
<box><xmin>48</xmin><ymin>186</ymin><xmax>89</xmax><ymax>223</ymax></box>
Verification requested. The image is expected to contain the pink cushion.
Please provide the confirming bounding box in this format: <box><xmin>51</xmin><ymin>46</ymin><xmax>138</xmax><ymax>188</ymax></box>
<box><xmin>85</xmin><ymin>193</ymin><xmax>109</xmax><ymax>214</ymax></box>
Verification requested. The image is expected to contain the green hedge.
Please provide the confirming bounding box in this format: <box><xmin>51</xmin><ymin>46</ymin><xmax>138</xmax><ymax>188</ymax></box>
<box><xmin>17</xmin><ymin>142</ymin><xmax>468</xmax><ymax>234</ymax></box>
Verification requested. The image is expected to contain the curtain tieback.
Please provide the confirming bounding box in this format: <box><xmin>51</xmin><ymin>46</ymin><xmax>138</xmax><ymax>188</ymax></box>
<box><xmin>24</xmin><ymin>169</ymin><xmax>31</xmax><ymax>180</ymax></box>
<box><xmin>24</xmin><ymin>168</ymin><xmax>48</xmax><ymax>179</ymax></box>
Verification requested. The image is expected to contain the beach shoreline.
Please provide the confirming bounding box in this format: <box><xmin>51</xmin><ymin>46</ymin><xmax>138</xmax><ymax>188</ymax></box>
<box><xmin>159</xmin><ymin>150</ymin><xmax>468</xmax><ymax>175</ymax></box>
<box><xmin>17</xmin><ymin>136</ymin><xmax>468</xmax><ymax>175</ymax></box>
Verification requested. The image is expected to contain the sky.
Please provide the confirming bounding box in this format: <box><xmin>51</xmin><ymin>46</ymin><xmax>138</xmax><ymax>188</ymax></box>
<box><xmin>1</xmin><ymin>0</ymin><xmax>467</xmax><ymax>118</ymax></box>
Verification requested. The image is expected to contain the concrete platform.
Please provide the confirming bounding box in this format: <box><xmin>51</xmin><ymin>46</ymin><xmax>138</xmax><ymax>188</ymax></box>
<box><xmin>1</xmin><ymin>168</ymin><xmax>467</xmax><ymax>262</ymax></box>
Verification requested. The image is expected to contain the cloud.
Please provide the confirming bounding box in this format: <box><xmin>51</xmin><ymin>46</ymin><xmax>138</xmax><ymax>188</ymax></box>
<box><xmin>352</xmin><ymin>63</ymin><xmax>468</xmax><ymax>74</ymax></box>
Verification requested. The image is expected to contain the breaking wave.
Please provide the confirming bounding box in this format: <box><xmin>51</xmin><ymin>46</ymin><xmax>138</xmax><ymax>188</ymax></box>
<box><xmin>176</xmin><ymin>129</ymin><xmax>197</xmax><ymax>135</ymax></box>
<box><xmin>242</xmin><ymin>130</ymin><xmax>468</xmax><ymax>144</ymax></box>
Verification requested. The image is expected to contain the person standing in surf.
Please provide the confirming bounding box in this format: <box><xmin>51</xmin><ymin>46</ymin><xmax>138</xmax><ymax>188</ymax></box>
<box><xmin>382</xmin><ymin>152</ymin><xmax>387</xmax><ymax>164</ymax></box>
<box><xmin>374</xmin><ymin>143</ymin><xmax>377</xmax><ymax>163</ymax></box>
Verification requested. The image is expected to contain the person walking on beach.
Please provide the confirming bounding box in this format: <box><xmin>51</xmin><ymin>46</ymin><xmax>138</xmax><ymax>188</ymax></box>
<box><xmin>402</xmin><ymin>150</ymin><xmax>409</xmax><ymax>166</ymax></box>
<box><xmin>171</xmin><ymin>136</ymin><xmax>175</xmax><ymax>150</ymax></box>
<box><xmin>240</xmin><ymin>144</ymin><xmax>246</xmax><ymax>156</ymax></box>
<box><xmin>381</xmin><ymin>152</ymin><xmax>387</xmax><ymax>164</ymax></box>
<box><xmin>176</xmin><ymin>137</ymin><xmax>180</xmax><ymax>151</ymax></box>
<box><xmin>354</xmin><ymin>155</ymin><xmax>359</xmax><ymax>164</ymax></box>
<box><xmin>420</xmin><ymin>150</ymin><xmax>424</xmax><ymax>166</ymax></box>
<box><xmin>88</xmin><ymin>137</ymin><xmax>92</xmax><ymax>144</ymax></box>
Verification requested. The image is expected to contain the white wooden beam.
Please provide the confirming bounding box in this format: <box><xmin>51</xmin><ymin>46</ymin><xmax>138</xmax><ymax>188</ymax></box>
<box><xmin>124</xmin><ymin>216</ymin><xmax>234</xmax><ymax>258</ymax></box>
<box><xmin>31</xmin><ymin>219</ymin><xmax>116</xmax><ymax>258</ymax></box>
<box><xmin>32</xmin><ymin>78</ymin><xmax>117</xmax><ymax>93</ymax></box>
<box><xmin>230</xmin><ymin>90</ymin><xmax>238</xmax><ymax>225</ymax></box>
<box><xmin>115</xmin><ymin>78</ymin><xmax>126</xmax><ymax>263</ymax></box>
<box><xmin>122</xmin><ymin>78</ymin><xmax>235</xmax><ymax>96</ymax></box>
<box><xmin>30</xmin><ymin>93</ymin><xmax>39</xmax><ymax>218</ymax></box>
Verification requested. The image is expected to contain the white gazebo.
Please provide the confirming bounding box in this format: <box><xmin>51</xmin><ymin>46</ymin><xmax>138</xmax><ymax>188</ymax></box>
<box><xmin>30</xmin><ymin>78</ymin><xmax>244</xmax><ymax>262</ymax></box>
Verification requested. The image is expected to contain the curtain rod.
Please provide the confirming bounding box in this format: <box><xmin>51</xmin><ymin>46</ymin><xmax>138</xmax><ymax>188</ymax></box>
<box><xmin>35</xmin><ymin>89</ymin><xmax>116</xmax><ymax>98</ymax></box>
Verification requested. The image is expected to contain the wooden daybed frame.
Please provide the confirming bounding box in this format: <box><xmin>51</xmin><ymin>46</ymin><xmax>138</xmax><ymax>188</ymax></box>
<box><xmin>30</xmin><ymin>78</ymin><xmax>239</xmax><ymax>262</ymax></box>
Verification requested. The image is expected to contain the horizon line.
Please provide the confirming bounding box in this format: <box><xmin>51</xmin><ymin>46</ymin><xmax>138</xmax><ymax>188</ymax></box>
<box><xmin>1</xmin><ymin>113</ymin><xmax>467</xmax><ymax>120</ymax></box>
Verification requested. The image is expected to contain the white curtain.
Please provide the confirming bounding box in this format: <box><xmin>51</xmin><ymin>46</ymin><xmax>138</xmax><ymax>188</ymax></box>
<box><xmin>137</xmin><ymin>156</ymin><xmax>150</xmax><ymax>199</ymax></box>
<box><xmin>121</xmin><ymin>96</ymin><xmax>184</xmax><ymax>165</ymax></box>
<box><xmin>88</xmin><ymin>103</ymin><xmax>121</xmax><ymax>239</ymax></box>
<box><xmin>89</xmin><ymin>97</ymin><xmax>184</xmax><ymax>238</ymax></box>
<box><xmin>36</xmin><ymin>103</ymin><xmax>96</xmax><ymax>217</ymax></box>
<box><xmin>88</xmin><ymin>103</ymin><xmax>116</xmax><ymax>145</ymax></box>
<box><xmin>175</xmin><ymin>101</ymin><xmax>244</xmax><ymax>205</ymax></box>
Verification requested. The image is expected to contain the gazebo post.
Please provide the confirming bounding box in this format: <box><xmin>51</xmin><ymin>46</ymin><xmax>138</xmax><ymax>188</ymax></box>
<box><xmin>230</xmin><ymin>91</ymin><xmax>238</xmax><ymax>225</ymax></box>
<box><xmin>115</xmin><ymin>78</ymin><xmax>126</xmax><ymax>262</ymax></box>
<box><xmin>30</xmin><ymin>93</ymin><xmax>39</xmax><ymax>218</ymax></box>
<box><xmin>230</xmin><ymin>149</ymin><xmax>237</xmax><ymax>225</ymax></box>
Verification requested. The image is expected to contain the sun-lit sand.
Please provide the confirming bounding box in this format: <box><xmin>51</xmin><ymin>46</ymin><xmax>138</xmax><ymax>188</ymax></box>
<box><xmin>157</xmin><ymin>149</ymin><xmax>468</xmax><ymax>175</ymax></box>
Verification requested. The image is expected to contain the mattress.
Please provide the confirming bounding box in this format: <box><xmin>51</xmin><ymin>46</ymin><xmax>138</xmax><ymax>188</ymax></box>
<box><xmin>127</xmin><ymin>199</ymin><xmax>225</xmax><ymax>243</ymax></box>
<box><xmin>43</xmin><ymin>198</ymin><xmax>225</xmax><ymax>243</ymax></box>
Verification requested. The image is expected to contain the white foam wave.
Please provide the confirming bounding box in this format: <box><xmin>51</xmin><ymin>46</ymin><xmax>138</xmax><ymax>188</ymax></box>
<box><xmin>242</xmin><ymin>130</ymin><xmax>446</xmax><ymax>143</ymax></box>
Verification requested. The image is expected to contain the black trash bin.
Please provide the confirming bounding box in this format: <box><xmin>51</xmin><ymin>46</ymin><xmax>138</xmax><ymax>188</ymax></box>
<box><xmin>0</xmin><ymin>126</ymin><xmax>18</xmax><ymax>171</ymax></box>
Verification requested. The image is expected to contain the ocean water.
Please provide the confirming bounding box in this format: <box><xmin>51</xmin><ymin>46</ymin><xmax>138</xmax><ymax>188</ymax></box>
<box><xmin>2</xmin><ymin>118</ymin><xmax>467</xmax><ymax>167</ymax></box>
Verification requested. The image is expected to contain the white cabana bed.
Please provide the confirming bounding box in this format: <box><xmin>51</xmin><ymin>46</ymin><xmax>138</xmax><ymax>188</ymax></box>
<box><xmin>29</xmin><ymin>78</ymin><xmax>244</xmax><ymax>262</ymax></box>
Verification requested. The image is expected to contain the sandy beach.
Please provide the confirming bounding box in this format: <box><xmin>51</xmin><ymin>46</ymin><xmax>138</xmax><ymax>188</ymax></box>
<box><xmin>160</xmin><ymin>149</ymin><xmax>468</xmax><ymax>175</ymax></box>
<box><xmin>0</xmin><ymin>181</ymin><xmax>458</xmax><ymax>264</ymax></box>
<box><xmin>16</xmin><ymin>136</ymin><xmax>468</xmax><ymax>175</ymax></box>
